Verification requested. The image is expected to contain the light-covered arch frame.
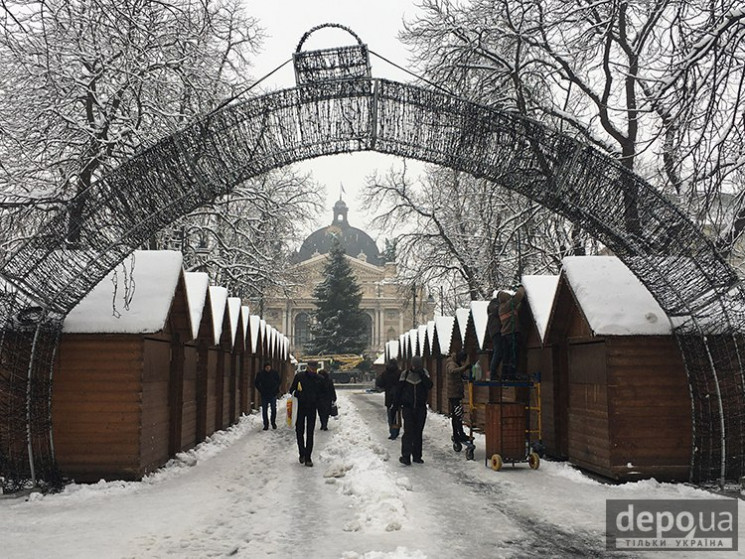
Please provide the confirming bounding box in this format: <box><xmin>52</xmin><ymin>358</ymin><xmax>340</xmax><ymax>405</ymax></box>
<box><xmin>1</xmin><ymin>25</ymin><xmax>744</xmax><ymax>487</ymax></box>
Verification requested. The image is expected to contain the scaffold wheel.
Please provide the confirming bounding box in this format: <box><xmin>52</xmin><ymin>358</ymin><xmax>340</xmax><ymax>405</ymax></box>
<box><xmin>528</xmin><ymin>452</ymin><xmax>540</xmax><ymax>470</ymax></box>
<box><xmin>490</xmin><ymin>454</ymin><xmax>503</xmax><ymax>471</ymax></box>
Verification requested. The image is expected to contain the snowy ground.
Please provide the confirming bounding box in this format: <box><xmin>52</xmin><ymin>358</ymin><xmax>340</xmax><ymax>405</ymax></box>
<box><xmin>2</xmin><ymin>389</ymin><xmax>743</xmax><ymax>558</ymax></box>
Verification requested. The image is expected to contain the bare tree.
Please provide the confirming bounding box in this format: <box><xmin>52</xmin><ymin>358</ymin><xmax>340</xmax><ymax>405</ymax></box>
<box><xmin>0</xmin><ymin>0</ymin><xmax>263</xmax><ymax>242</ymax></box>
<box><xmin>364</xmin><ymin>162</ymin><xmax>587</xmax><ymax>312</ymax></box>
<box><xmin>403</xmin><ymin>0</ymin><xmax>745</xmax><ymax>249</ymax></box>
<box><xmin>157</xmin><ymin>167</ymin><xmax>324</xmax><ymax>302</ymax></box>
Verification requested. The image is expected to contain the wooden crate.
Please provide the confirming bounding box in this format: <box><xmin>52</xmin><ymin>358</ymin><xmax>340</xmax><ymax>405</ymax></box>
<box><xmin>485</xmin><ymin>402</ymin><xmax>526</xmax><ymax>462</ymax></box>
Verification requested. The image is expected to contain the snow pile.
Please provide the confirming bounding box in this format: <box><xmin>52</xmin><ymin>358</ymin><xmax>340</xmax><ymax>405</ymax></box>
<box><xmin>320</xmin><ymin>409</ymin><xmax>410</xmax><ymax>534</ymax></box>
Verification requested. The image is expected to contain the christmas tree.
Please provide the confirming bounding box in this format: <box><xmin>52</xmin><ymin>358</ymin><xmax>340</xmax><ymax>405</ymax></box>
<box><xmin>307</xmin><ymin>237</ymin><xmax>367</xmax><ymax>354</ymax></box>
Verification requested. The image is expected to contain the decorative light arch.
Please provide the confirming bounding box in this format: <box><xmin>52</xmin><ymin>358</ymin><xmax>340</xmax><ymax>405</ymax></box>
<box><xmin>1</xmin><ymin>24</ymin><xmax>744</xmax><ymax>487</ymax></box>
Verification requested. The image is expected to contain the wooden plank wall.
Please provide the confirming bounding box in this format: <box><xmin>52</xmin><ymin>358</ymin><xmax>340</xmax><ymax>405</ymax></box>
<box><xmin>606</xmin><ymin>337</ymin><xmax>691</xmax><ymax>481</ymax></box>
<box><xmin>141</xmin><ymin>338</ymin><xmax>171</xmax><ymax>475</ymax></box>
<box><xmin>195</xmin><ymin>342</ymin><xmax>209</xmax><ymax>441</ymax></box>
<box><xmin>181</xmin><ymin>345</ymin><xmax>198</xmax><ymax>451</ymax></box>
<box><xmin>425</xmin><ymin>354</ymin><xmax>436</xmax><ymax>409</ymax></box>
<box><xmin>567</xmin><ymin>341</ymin><xmax>611</xmax><ymax>476</ymax></box>
<box><xmin>205</xmin><ymin>350</ymin><xmax>218</xmax><ymax>436</ymax></box>
<box><xmin>485</xmin><ymin>402</ymin><xmax>526</xmax><ymax>461</ymax></box>
<box><xmin>239</xmin><ymin>353</ymin><xmax>250</xmax><ymax>414</ymax></box>
<box><xmin>52</xmin><ymin>336</ymin><xmax>143</xmax><ymax>481</ymax></box>
<box><xmin>228</xmin><ymin>352</ymin><xmax>236</xmax><ymax>423</ymax></box>
<box><xmin>249</xmin><ymin>354</ymin><xmax>259</xmax><ymax>411</ymax></box>
<box><xmin>432</xmin><ymin>357</ymin><xmax>444</xmax><ymax>414</ymax></box>
<box><xmin>219</xmin><ymin>351</ymin><xmax>230</xmax><ymax>429</ymax></box>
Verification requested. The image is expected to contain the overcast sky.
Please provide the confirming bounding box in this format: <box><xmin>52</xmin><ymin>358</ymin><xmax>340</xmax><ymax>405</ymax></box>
<box><xmin>246</xmin><ymin>1</ymin><xmax>427</xmax><ymax>237</ymax></box>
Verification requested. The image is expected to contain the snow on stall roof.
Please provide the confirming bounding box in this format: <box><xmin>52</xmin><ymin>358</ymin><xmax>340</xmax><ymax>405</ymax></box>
<box><xmin>455</xmin><ymin>308</ymin><xmax>469</xmax><ymax>344</ymax></box>
<box><xmin>562</xmin><ymin>256</ymin><xmax>672</xmax><ymax>336</ymax></box>
<box><xmin>241</xmin><ymin>305</ymin><xmax>250</xmax><ymax>346</ymax></box>
<box><xmin>399</xmin><ymin>333</ymin><xmax>406</xmax><ymax>357</ymax></box>
<box><xmin>260</xmin><ymin>318</ymin><xmax>267</xmax><ymax>342</ymax></box>
<box><xmin>268</xmin><ymin>326</ymin><xmax>276</xmax><ymax>356</ymax></box>
<box><xmin>373</xmin><ymin>353</ymin><xmax>385</xmax><ymax>365</ymax></box>
<box><xmin>522</xmin><ymin>275</ymin><xmax>560</xmax><ymax>342</ymax></box>
<box><xmin>434</xmin><ymin>316</ymin><xmax>455</xmax><ymax>356</ymax></box>
<box><xmin>249</xmin><ymin>315</ymin><xmax>261</xmax><ymax>353</ymax></box>
<box><xmin>249</xmin><ymin>314</ymin><xmax>260</xmax><ymax>353</ymax></box>
<box><xmin>417</xmin><ymin>325</ymin><xmax>427</xmax><ymax>356</ymax></box>
<box><xmin>208</xmin><ymin>286</ymin><xmax>228</xmax><ymax>344</ymax></box>
<box><xmin>63</xmin><ymin>251</ymin><xmax>183</xmax><ymax>334</ymax></box>
<box><xmin>387</xmin><ymin>340</ymin><xmax>399</xmax><ymax>360</ymax></box>
<box><xmin>184</xmin><ymin>272</ymin><xmax>210</xmax><ymax>340</ymax></box>
<box><xmin>227</xmin><ymin>297</ymin><xmax>242</xmax><ymax>348</ymax></box>
<box><xmin>425</xmin><ymin>320</ymin><xmax>435</xmax><ymax>354</ymax></box>
<box><xmin>408</xmin><ymin>328</ymin><xmax>418</xmax><ymax>355</ymax></box>
<box><xmin>470</xmin><ymin>300</ymin><xmax>489</xmax><ymax>350</ymax></box>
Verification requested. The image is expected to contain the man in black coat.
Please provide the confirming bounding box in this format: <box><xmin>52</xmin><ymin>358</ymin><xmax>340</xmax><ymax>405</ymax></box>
<box><xmin>376</xmin><ymin>359</ymin><xmax>401</xmax><ymax>439</ymax></box>
<box><xmin>316</xmin><ymin>369</ymin><xmax>337</xmax><ymax>431</ymax></box>
<box><xmin>288</xmin><ymin>360</ymin><xmax>325</xmax><ymax>467</ymax></box>
<box><xmin>394</xmin><ymin>356</ymin><xmax>433</xmax><ymax>465</ymax></box>
<box><xmin>255</xmin><ymin>362</ymin><xmax>281</xmax><ymax>430</ymax></box>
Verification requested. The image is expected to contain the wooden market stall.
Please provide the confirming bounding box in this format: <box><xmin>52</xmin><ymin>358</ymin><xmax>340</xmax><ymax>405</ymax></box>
<box><xmin>208</xmin><ymin>286</ymin><xmax>231</xmax><ymax>433</ymax></box>
<box><xmin>521</xmin><ymin>275</ymin><xmax>562</xmax><ymax>458</ymax></box>
<box><xmin>52</xmin><ymin>251</ymin><xmax>191</xmax><ymax>481</ymax></box>
<box><xmin>431</xmin><ymin>316</ymin><xmax>456</xmax><ymax>414</ymax></box>
<box><xmin>544</xmin><ymin>256</ymin><xmax>692</xmax><ymax>481</ymax></box>
<box><xmin>226</xmin><ymin>297</ymin><xmax>244</xmax><ymax>424</ymax></box>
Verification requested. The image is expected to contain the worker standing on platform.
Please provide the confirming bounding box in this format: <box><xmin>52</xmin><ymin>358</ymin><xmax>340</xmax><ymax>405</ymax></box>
<box><xmin>445</xmin><ymin>350</ymin><xmax>471</xmax><ymax>445</ymax></box>
<box><xmin>498</xmin><ymin>286</ymin><xmax>526</xmax><ymax>380</ymax></box>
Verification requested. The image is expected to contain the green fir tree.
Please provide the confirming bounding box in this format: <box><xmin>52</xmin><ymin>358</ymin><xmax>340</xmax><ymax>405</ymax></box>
<box><xmin>307</xmin><ymin>237</ymin><xmax>367</xmax><ymax>354</ymax></box>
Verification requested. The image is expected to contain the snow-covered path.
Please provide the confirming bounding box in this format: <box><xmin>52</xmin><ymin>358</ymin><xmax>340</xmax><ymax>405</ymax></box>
<box><xmin>2</xmin><ymin>389</ymin><xmax>743</xmax><ymax>558</ymax></box>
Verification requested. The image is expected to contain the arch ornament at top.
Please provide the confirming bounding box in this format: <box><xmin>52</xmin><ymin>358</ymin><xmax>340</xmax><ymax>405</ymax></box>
<box><xmin>293</xmin><ymin>23</ymin><xmax>371</xmax><ymax>86</ymax></box>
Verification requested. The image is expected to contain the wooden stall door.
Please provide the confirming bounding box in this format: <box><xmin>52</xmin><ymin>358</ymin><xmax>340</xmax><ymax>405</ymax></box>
<box><xmin>567</xmin><ymin>342</ymin><xmax>610</xmax><ymax>476</ymax></box>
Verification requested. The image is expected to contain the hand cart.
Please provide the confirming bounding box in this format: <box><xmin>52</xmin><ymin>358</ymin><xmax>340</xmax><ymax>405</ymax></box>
<box><xmin>462</xmin><ymin>374</ymin><xmax>542</xmax><ymax>471</ymax></box>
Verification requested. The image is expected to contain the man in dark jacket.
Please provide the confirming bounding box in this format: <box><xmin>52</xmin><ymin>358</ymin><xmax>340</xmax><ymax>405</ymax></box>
<box><xmin>288</xmin><ymin>360</ymin><xmax>325</xmax><ymax>467</ymax></box>
<box><xmin>394</xmin><ymin>356</ymin><xmax>433</xmax><ymax>465</ymax></box>
<box><xmin>316</xmin><ymin>368</ymin><xmax>337</xmax><ymax>431</ymax></box>
<box><xmin>445</xmin><ymin>350</ymin><xmax>471</xmax><ymax>444</ymax></box>
<box><xmin>376</xmin><ymin>359</ymin><xmax>401</xmax><ymax>439</ymax></box>
<box><xmin>487</xmin><ymin>294</ymin><xmax>502</xmax><ymax>380</ymax></box>
<box><xmin>255</xmin><ymin>362</ymin><xmax>281</xmax><ymax>430</ymax></box>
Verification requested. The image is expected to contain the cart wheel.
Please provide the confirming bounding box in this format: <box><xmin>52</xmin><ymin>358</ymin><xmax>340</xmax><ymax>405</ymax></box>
<box><xmin>490</xmin><ymin>454</ymin><xmax>503</xmax><ymax>471</ymax></box>
<box><xmin>465</xmin><ymin>446</ymin><xmax>475</xmax><ymax>461</ymax></box>
<box><xmin>528</xmin><ymin>451</ymin><xmax>540</xmax><ymax>470</ymax></box>
<box><xmin>453</xmin><ymin>441</ymin><xmax>462</xmax><ymax>452</ymax></box>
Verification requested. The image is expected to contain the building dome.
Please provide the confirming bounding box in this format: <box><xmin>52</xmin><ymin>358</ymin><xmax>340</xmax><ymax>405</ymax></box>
<box><xmin>294</xmin><ymin>199</ymin><xmax>384</xmax><ymax>265</ymax></box>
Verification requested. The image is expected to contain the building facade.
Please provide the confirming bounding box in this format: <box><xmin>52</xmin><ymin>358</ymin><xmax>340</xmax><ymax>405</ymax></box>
<box><xmin>262</xmin><ymin>199</ymin><xmax>434</xmax><ymax>357</ymax></box>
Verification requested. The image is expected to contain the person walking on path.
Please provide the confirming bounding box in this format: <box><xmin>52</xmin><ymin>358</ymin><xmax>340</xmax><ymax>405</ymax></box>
<box><xmin>376</xmin><ymin>359</ymin><xmax>402</xmax><ymax>439</ymax></box>
<box><xmin>487</xmin><ymin>294</ymin><xmax>502</xmax><ymax>380</ymax></box>
<box><xmin>498</xmin><ymin>286</ymin><xmax>526</xmax><ymax>379</ymax></box>
<box><xmin>317</xmin><ymin>368</ymin><xmax>337</xmax><ymax>431</ymax></box>
<box><xmin>289</xmin><ymin>360</ymin><xmax>324</xmax><ymax>467</ymax></box>
<box><xmin>445</xmin><ymin>350</ymin><xmax>471</xmax><ymax>445</ymax></box>
<box><xmin>255</xmin><ymin>362</ymin><xmax>281</xmax><ymax>430</ymax></box>
<box><xmin>394</xmin><ymin>356</ymin><xmax>433</xmax><ymax>465</ymax></box>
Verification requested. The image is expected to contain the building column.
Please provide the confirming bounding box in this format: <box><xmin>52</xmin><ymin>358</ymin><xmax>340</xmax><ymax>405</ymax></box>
<box><xmin>377</xmin><ymin>307</ymin><xmax>383</xmax><ymax>350</ymax></box>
